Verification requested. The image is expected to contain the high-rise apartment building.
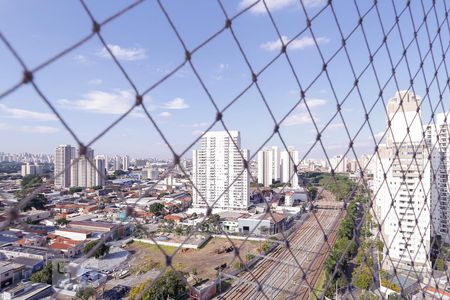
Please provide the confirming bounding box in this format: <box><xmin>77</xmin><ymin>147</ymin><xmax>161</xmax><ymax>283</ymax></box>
<box><xmin>122</xmin><ymin>155</ymin><xmax>129</xmax><ymax>171</ymax></box>
<box><xmin>192</xmin><ymin>131</ymin><xmax>249</xmax><ymax>211</ymax></box>
<box><xmin>113</xmin><ymin>155</ymin><xmax>121</xmax><ymax>171</ymax></box>
<box><xmin>70</xmin><ymin>150</ymin><xmax>105</xmax><ymax>188</ymax></box>
<box><xmin>330</xmin><ymin>155</ymin><xmax>348</xmax><ymax>173</ymax></box>
<box><xmin>373</xmin><ymin>91</ymin><xmax>431</xmax><ymax>274</ymax></box>
<box><xmin>71</xmin><ymin>148</ymin><xmax>95</xmax><ymax>188</ymax></box>
<box><xmin>425</xmin><ymin>112</ymin><xmax>450</xmax><ymax>244</ymax></box>
<box><xmin>21</xmin><ymin>163</ymin><xmax>42</xmax><ymax>177</ymax></box>
<box><xmin>257</xmin><ymin>146</ymin><xmax>280</xmax><ymax>187</ymax></box>
<box><xmin>94</xmin><ymin>156</ymin><xmax>106</xmax><ymax>187</ymax></box>
<box><xmin>280</xmin><ymin>148</ymin><xmax>299</xmax><ymax>188</ymax></box>
<box><xmin>54</xmin><ymin>145</ymin><xmax>75</xmax><ymax>188</ymax></box>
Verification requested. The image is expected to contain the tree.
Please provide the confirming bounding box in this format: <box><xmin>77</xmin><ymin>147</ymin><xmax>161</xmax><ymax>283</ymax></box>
<box><xmin>30</xmin><ymin>263</ymin><xmax>52</xmax><ymax>284</ymax></box>
<box><xmin>55</xmin><ymin>218</ymin><xmax>70</xmax><ymax>226</ymax></box>
<box><xmin>129</xmin><ymin>269</ymin><xmax>187</xmax><ymax>300</ymax></box>
<box><xmin>149</xmin><ymin>203</ymin><xmax>164</xmax><ymax>216</ymax></box>
<box><xmin>92</xmin><ymin>185</ymin><xmax>102</xmax><ymax>190</ymax></box>
<box><xmin>83</xmin><ymin>241</ymin><xmax>110</xmax><ymax>259</ymax></box>
<box><xmin>307</xmin><ymin>186</ymin><xmax>318</xmax><ymax>201</ymax></box>
<box><xmin>22</xmin><ymin>194</ymin><xmax>48</xmax><ymax>211</ymax></box>
<box><xmin>435</xmin><ymin>257</ymin><xmax>445</xmax><ymax>271</ymax></box>
<box><xmin>175</xmin><ymin>226</ymin><xmax>183</xmax><ymax>235</ymax></box>
<box><xmin>246</xmin><ymin>253</ymin><xmax>255</xmax><ymax>262</ymax></box>
<box><xmin>21</xmin><ymin>175</ymin><xmax>42</xmax><ymax>188</ymax></box>
<box><xmin>76</xmin><ymin>286</ymin><xmax>96</xmax><ymax>300</ymax></box>
<box><xmin>69</xmin><ymin>186</ymin><xmax>83</xmax><ymax>194</ymax></box>
<box><xmin>352</xmin><ymin>265</ymin><xmax>373</xmax><ymax>290</ymax></box>
<box><xmin>114</xmin><ymin>169</ymin><xmax>127</xmax><ymax>176</ymax></box>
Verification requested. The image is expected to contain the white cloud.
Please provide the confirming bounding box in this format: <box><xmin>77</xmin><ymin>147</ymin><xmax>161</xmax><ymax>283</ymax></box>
<box><xmin>192</xmin><ymin>129</ymin><xmax>204</xmax><ymax>136</ymax></box>
<box><xmin>261</xmin><ymin>35</ymin><xmax>329</xmax><ymax>51</ymax></box>
<box><xmin>98</xmin><ymin>44</ymin><xmax>147</xmax><ymax>61</ymax></box>
<box><xmin>20</xmin><ymin>126</ymin><xmax>59</xmax><ymax>134</ymax></box>
<box><xmin>73</xmin><ymin>54</ymin><xmax>89</xmax><ymax>64</ymax></box>
<box><xmin>305</xmin><ymin>98</ymin><xmax>327</xmax><ymax>108</ymax></box>
<box><xmin>58</xmin><ymin>90</ymin><xmax>140</xmax><ymax>115</ymax></box>
<box><xmin>162</xmin><ymin>97</ymin><xmax>189</xmax><ymax>110</ymax></box>
<box><xmin>212</xmin><ymin>63</ymin><xmax>230</xmax><ymax>80</ymax></box>
<box><xmin>327</xmin><ymin>122</ymin><xmax>344</xmax><ymax>130</ymax></box>
<box><xmin>283</xmin><ymin>98</ymin><xmax>325</xmax><ymax>126</ymax></box>
<box><xmin>88</xmin><ymin>78</ymin><xmax>103</xmax><ymax>85</ymax></box>
<box><xmin>238</xmin><ymin>0</ymin><xmax>324</xmax><ymax>14</ymax></box>
<box><xmin>0</xmin><ymin>123</ymin><xmax>59</xmax><ymax>134</ymax></box>
<box><xmin>374</xmin><ymin>131</ymin><xmax>385</xmax><ymax>140</ymax></box>
<box><xmin>0</xmin><ymin>104</ymin><xmax>57</xmax><ymax>121</ymax></box>
<box><xmin>159</xmin><ymin>111</ymin><xmax>172</xmax><ymax>118</ymax></box>
<box><xmin>284</xmin><ymin>113</ymin><xmax>314</xmax><ymax>126</ymax></box>
<box><xmin>193</xmin><ymin>122</ymin><xmax>208</xmax><ymax>128</ymax></box>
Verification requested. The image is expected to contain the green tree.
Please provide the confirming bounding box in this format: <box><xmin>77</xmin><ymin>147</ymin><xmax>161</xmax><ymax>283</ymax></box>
<box><xmin>359</xmin><ymin>290</ymin><xmax>378</xmax><ymax>300</ymax></box>
<box><xmin>22</xmin><ymin>194</ymin><xmax>48</xmax><ymax>211</ymax></box>
<box><xmin>307</xmin><ymin>186</ymin><xmax>318</xmax><ymax>201</ymax></box>
<box><xmin>435</xmin><ymin>258</ymin><xmax>445</xmax><ymax>271</ymax></box>
<box><xmin>92</xmin><ymin>185</ymin><xmax>102</xmax><ymax>190</ymax></box>
<box><xmin>30</xmin><ymin>263</ymin><xmax>52</xmax><ymax>284</ymax></box>
<box><xmin>149</xmin><ymin>203</ymin><xmax>164</xmax><ymax>216</ymax></box>
<box><xmin>76</xmin><ymin>286</ymin><xmax>96</xmax><ymax>300</ymax></box>
<box><xmin>21</xmin><ymin>175</ymin><xmax>42</xmax><ymax>188</ymax></box>
<box><xmin>69</xmin><ymin>186</ymin><xmax>83</xmax><ymax>193</ymax></box>
<box><xmin>129</xmin><ymin>269</ymin><xmax>187</xmax><ymax>300</ymax></box>
<box><xmin>83</xmin><ymin>241</ymin><xmax>110</xmax><ymax>259</ymax></box>
<box><xmin>175</xmin><ymin>226</ymin><xmax>183</xmax><ymax>235</ymax></box>
<box><xmin>55</xmin><ymin>218</ymin><xmax>70</xmax><ymax>226</ymax></box>
<box><xmin>246</xmin><ymin>253</ymin><xmax>255</xmax><ymax>262</ymax></box>
<box><xmin>352</xmin><ymin>265</ymin><xmax>373</xmax><ymax>290</ymax></box>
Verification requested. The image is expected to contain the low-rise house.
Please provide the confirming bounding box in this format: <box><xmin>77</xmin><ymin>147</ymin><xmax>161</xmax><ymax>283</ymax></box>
<box><xmin>14</xmin><ymin>234</ymin><xmax>46</xmax><ymax>247</ymax></box>
<box><xmin>1</xmin><ymin>282</ymin><xmax>54</xmax><ymax>300</ymax></box>
<box><xmin>49</xmin><ymin>236</ymin><xmax>84</xmax><ymax>258</ymax></box>
<box><xmin>10</xmin><ymin>257</ymin><xmax>44</xmax><ymax>279</ymax></box>
<box><xmin>54</xmin><ymin>228</ymin><xmax>92</xmax><ymax>241</ymax></box>
<box><xmin>0</xmin><ymin>261</ymin><xmax>24</xmax><ymax>290</ymax></box>
<box><xmin>218</xmin><ymin>211</ymin><xmax>251</xmax><ymax>234</ymax></box>
<box><xmin>0</xmin><ymin>245</ymin><xmax>56</xmax><ymax>261</ymax></box>
<box><xmin>238</xmin><ymin>212</ymin><xmax>286</xmax><ymax>236</ymax></box>
<box><xmin>14</xmin><ymin>210</ymin><xmax>51</xmax><ymax>224</ymax></box>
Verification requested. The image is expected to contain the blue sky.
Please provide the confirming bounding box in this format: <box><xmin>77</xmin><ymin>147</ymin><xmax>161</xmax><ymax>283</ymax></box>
<box><xmin>0</xmin><ymin>0</ymin><xmax>448</xmax><ymax>160</ymax></box>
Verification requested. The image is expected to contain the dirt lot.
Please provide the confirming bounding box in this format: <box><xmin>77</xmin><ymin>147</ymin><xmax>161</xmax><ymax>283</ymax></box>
<box><xmin>125</xmin><ymin>237</ymin><xmax>262</xmax><ymax>280</ymax></box>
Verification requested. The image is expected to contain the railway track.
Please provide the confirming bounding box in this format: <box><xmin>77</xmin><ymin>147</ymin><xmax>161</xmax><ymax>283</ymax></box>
<box><xmin>218</xmin><ymin>207</ymin><xmax>342</xmax><ymax>300</ymax></box>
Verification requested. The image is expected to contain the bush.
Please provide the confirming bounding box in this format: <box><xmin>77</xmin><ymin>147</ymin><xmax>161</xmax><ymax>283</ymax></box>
<box><xmin>352</xmin><ymin>265</ymin><xmax>373</xmax><ymax>290</ymax></box>
<box><xmin>83</xmin><ymin>241</ymin><xmax>110</xmax><ymax>258</ymax></box>
<box><xmin>30</xmin><ymin>263</ymin><xmax>52</xmax><ymax>284</ymax></box>
<box><xmin>76</xmin><ymin>286</ymin><xmax>96</xmax><ymax>300</ymax></box>
<box><xmin>129</xmin><ymin>269</ymin><xmax>187</xmax><ymax>300</ymax></box>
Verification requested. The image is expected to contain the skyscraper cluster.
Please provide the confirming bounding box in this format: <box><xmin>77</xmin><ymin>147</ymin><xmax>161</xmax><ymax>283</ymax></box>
<box><xmin>192</xmin><ymin>131</ymin><xmax>249</xmax><ymax>211</ymax></box>
<box><xmin>54</xmin><ymin>145</ymin><xmax>106</xmax><ymax>189</ymax></box>
<box><xmin>257</xmin><ymin>146</ymin><xmax>299</xmax><ymax>188</ymax></box>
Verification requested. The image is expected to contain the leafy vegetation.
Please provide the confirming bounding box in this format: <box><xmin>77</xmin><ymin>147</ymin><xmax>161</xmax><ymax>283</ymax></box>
<box><xmin>83</xmin><ymin>241</ymin><xmax>110</xmax><ymax>258</ymax></box>
<box><xmin>129</xmin><ymin>269</ymin><xmax>187</xmax><ymax>300</ymax></box>
<box><xmin>0</xmin><ymin>161</ymin><xmax>21</xmax><ymax>174</ymax></box>
<box><xmin>55</xmin><ymin>218</ymin><xmax>70</xmax><ymax>226</ymax></box>
<box><xmin>69</xmin><ymin>186</ymin><xmax>83</xmax><ymax>193</ymax></box>
<box><xmin>149</xmin><ymin>202</ymin><xmax>164</xmax><ymax>216</ymax></box>
<box><xmin>76</xmin><ymin>286</ymin><xmax>96</xmax><ymax>300</ymax></box>
<box><xmin>30</xmin><ymin>263</ymin><xmax>52</xmax><ymax>284</ymax></box>
<box><xmin>15</xmin><ymin>175</ymin><xmax>48</xmax><ymax>211</ymax></box>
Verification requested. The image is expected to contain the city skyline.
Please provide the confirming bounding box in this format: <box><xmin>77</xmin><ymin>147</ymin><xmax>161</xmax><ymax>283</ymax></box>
<box><xmin>1</xmin><ymin>1</ymin><xmax>446</xmax><ymax>159</ymax></box>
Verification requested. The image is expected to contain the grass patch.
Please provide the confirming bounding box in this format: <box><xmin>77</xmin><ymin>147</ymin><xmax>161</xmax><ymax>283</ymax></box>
<box><xmin>311</xmin><ymin>269</ymin><xmax>327</xmax><ymax>300</ymax></box>
<box><xmin>131</xmin><ymin>241</ymin><xmax>178</xmax><ymax>255</ymax></box>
